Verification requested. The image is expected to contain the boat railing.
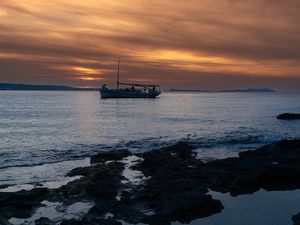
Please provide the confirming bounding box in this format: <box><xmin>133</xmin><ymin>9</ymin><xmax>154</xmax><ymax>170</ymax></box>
<box><xmin>102</xmin><ymin>82</ymin><xmax>160</xmax><ymax>93</ymax></box>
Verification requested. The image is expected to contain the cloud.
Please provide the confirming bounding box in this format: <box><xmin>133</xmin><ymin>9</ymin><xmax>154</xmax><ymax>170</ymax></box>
<box><xmin>0</xmin><ymin>0</ymin><xmax>299</xmax><ymax>90</ymax></box>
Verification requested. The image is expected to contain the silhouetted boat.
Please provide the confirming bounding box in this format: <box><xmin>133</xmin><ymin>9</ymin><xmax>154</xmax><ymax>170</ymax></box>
<box><xmin>100</xmin><ymin>60</ymin><xmax>161</xmax><ymax>99</ymax></box>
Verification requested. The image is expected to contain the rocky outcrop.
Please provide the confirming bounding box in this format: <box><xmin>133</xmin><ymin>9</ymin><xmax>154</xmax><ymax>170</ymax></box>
<box><xmin>277</xmin><ymin>113</ymin><xmax>300</xmax><ymax>120</ymax></box>
<box><xmin>132</xmin><ymin>141</ymin><xmax>222</xmax><ymax>224</ymax></box>
<box><xmin>0</xmin><ymin>188</ymin><xmax>49</xmax><ymax>220</ymax></box>
<box><xmin>90</xmin><ymin>149</ymin><xmax>131</xmax><ymax>164</ymax></box>
<box><xmin>292</xmin><ymin>212</ymin><xmax>300</xmax><ymax>225</ymax></box>
<box><xmin>206</xmin><ymin>139</ymin><xmax>300</xmax><ymax>195</ymax></box>
<box><xmin>35</xmin><ymin>217</ymin><xmax>55</xmax><ymax>225</ymax></box>
<box><xmin>1</xmin><ymin>140</ymin><xmax>300</xmax><ymax>225</ymax></box>
<box><xmin>60</xmin><ymin>218</ymin><xmax>122</xmax><ymax>225</ymax></box>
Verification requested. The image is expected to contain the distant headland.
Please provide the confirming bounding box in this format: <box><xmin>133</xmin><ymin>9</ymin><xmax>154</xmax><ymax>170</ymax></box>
<box><xmin>0</xmin><ymin>83</ymin><xmax>98</xmax><ymax>91</ymax></box>
<box><xmin>221</xmin><ymin>88</ymin><xmax>275</xmax><ymax>93</ymax></box>
<box><xmin>169</xmin><ymin>88</ymin><xmax>275</xmax><ymax>93</ymax></box>
<box><xmin>0</xmin><ymin>83</ymin><xmax>275</xmax><ymax>93</ymax></box>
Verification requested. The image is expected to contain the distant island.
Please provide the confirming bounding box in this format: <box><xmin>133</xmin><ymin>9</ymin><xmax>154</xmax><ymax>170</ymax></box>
<box><xmin>169</xmin><ymin>89</ymin><xmax>213</xmax><ymax>92</ymax></box>
<box><xmin>169</xmin><ymin>88</ymin><xmax>275</xmax><ymax>93</ymax></box>
<box><xmin>0</xmin><ymin>83</ymin><xmax>98</xmax><ymax>91</ymax></box>
<box><xmin>0</xmin><ymin>83</ymin><xmax>275</xmax><ymax>93</ymax></box>
<box><xmin>221</xmin><ymin>88</ymin><xmax>275</xmax><ymax>93</ymax></box>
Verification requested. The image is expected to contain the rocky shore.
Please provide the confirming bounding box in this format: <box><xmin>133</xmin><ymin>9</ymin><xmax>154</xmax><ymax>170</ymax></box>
<box><xmin>1</xmin><ymin>139</ymin><xmax>300</xmax><ymax>225</ymax></box>
<box><xmin>277</xmin><ymin>113</ymin><xmax>300</xmax><ymax>120</ymax></box>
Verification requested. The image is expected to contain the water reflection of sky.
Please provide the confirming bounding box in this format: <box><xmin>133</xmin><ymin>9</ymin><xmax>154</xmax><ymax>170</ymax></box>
<box><xmin>173</xmin><ymin>189</ymin><xmax>300</xmax><ymax>225</ymax></box>
<box><xmin>1</xmin><ymin>92</ymin><xmax>300</xmax><ymax>157</ymax></box>
<box><xmin>1</xmin><ymin>91</ymin><xmax>300</xmax><ymax>185</ymax></box>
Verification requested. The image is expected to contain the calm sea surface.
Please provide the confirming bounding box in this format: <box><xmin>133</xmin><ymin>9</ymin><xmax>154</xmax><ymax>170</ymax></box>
<box><xmin>0</xmin><ymin>91</ymin><xmax>300</xmax><ymax>186</ymax></box>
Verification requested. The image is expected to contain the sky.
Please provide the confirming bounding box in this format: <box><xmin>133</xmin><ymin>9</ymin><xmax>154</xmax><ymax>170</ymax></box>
<box><xmin>0</xmin><ymin>0</ymin><xmax>300</xmax><ymax>91</ymax></box>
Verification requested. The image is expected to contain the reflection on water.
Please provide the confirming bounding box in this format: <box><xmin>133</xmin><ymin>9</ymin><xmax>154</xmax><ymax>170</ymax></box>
<box><xmin>173</xmin><ymin>189</ymin><xmax>300</xmax><ymax>225</ymax></box>
<box><xmin>0</xmin><ymin>158</ymin><xmax>90</xmax><ymax>187</ymax></box>
<box><xmin>0</xmin><ymin>91</ymin><xmax>300</xmax><ymax>186</ymax></box>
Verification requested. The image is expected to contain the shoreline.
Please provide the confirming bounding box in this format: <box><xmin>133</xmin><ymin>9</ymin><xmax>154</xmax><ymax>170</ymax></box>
<box><xmin>1</xmin><ymin>139</ymin><xmax>300</xmax><ymax>225</ymax></box>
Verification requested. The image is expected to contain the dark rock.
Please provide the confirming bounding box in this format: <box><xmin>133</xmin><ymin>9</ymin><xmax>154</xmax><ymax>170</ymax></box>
<box><xmin>0</xmin><ymin>218</ymin><xmax>10</xmax><ymax>225</ymax></box>
<box><xmin>207</xmin><ymin>139</ymin><xmax>300</xmax><ymax>195</ymax></box>
<box><xmin>2</xmin><ymin>140</ymin><xmax>300</xmax><ymax>225</ymax></box>
<box><xmin>61</xmin><ymin>218</ymin><xmax>122</xmax><ymax>225</ymax></box>
<box><xmin>83</xmin><ymin>217</ymin><xmax>122</xmax><ymax>225</ymax></box>
<box><xmin>168</xmin><ymin>194</ymin><xmax>223</xmax><ymax>223</ymax></box>
<box><xmin>35</xmin><ymin>217</ymin><xmax>55</xmax><ymax>225</ymax></box>
<box><xmin>160</xmin><ymin>141</ymin><xmax>195</xmax><ymax>159</ymax></box>
<box><xmin>61</xmin><ymin>162</ymin><xmax>124</xmax><ymax>201</ymax></box>
<box><xmin>0</xmin><ymin>188</ymin><xmax>49</xmax><ymax>219</ymax></box>
<box><xmin>50</xmin><ymin>162</ymin><xmax>125</xmax><ymax>225</ymax></box>
<box><xmin>129</xmin><ymin>141</ymin><xmax>222</xmax><ymax>224</ymax></box>
<box><xmin>0</xmin><ymin>185</ymin><xmax>9</xmax><ymax>189</ymax></box>
<box><xmin>293</xmin><ymin>212</ymin><xmax>300</xmax><ymax>225</ymax></box>
<box><xmin>90</xmin><ymin>149</ymin><xmax>131</xmax><ymax>164</ymax></box>
<box><xmin>61</xmin><ymin>219</ymin><xmax>83</xmax><ymax>225</ymax></box>
<box><xmin>277</xmin><ymin>113</ymin><xmax>300</xmax><ymax>120</ymax></box>
<box><xmin>137</xmin><ymin>141</ymin><xmax>202</xmax><ymax>177</ymax></box>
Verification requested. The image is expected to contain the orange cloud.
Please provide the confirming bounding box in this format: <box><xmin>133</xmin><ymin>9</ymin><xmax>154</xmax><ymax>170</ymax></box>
<box><xmin>0</xmin><ymin>8</ymin><xmax>6</xmax><ymax>16</ymax></box>
<box><xmin>71</xmin><ymin>66</ymin><xmax>101</xmax><ymax>75</ymax></box>
<box><xmin>0</xmin><ymin>0</ymin><xmax>300</xmax><ymax>91</ymax></box>
<box><xmin>78</xmin><ymin>76</ymin><xmax>101</xmax><ymax>81</ymax></box>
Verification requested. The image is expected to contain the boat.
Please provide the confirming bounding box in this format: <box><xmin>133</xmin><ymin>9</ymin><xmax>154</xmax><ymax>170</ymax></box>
<box><xmin>99</xmin><ymin>60</ymin><xmax>161</xmax><ymax>99</ymax></box>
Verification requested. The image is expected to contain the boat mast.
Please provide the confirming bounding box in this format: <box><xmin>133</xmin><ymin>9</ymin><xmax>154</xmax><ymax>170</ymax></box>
<box><xmin>117</xmin><ymin>58</ymin><xmax>120</xmax><ymax>91</ymax></box>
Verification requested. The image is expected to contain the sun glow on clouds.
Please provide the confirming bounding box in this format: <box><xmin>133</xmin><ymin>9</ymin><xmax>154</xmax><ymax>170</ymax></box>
<box><xmin>72</xmin><ymin>66</ymin><xmax>100</xmax><ymax>75</ymax></box>
<box><xmin>138</xmin><ymin>50</ymin><xmax>233</xmax><ymax>64</ymax></box>
<box><xmin>79</xmin><ymin>76</ymin><xmax>98</xmax><ymax>81</ymax></box>
<box><xmin>0</xmin><ymin>0</ymin><xmax>300</xmax><ymax>90</ymax></box>
<box><xmin>68</xmin><ymin>66</ymin><xmax>104</xmax><ymax>81</ymax></box>
<box><xmin>0</xmin><ymin>8</ymin><xmax>7</xmax><ymax>16</ymax></box>
<box><xmin>135</xmin><ymin>50</ymin><xmax>300</xmax><ymax>77</ymax></box>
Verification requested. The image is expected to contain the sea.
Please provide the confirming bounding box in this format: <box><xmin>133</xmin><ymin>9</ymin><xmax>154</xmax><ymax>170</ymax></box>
<box><xmin>0</xmin><ymin>91</ymin><xmax>300</xmax><ymax>188</ymax></box>
<box><xmin>1</xmin><ymin>91</ymin><xmax>300</xmax><ymax>225</ymax></box>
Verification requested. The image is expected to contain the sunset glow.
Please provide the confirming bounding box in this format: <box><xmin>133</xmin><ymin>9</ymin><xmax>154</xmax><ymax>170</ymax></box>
<box><xmin>79</xmin><ymin>76</ymin><xmax>99</xmax><ymax>81</ymax></box>
<box><xmin>72</xmin><ymin>67</ymin><xmax>101</xmax><ymax>75</ymax></box>
<box><xmin>0</xmin><ymin>0</ymin><xmax>300</xmax><ymax>91</ymax></box>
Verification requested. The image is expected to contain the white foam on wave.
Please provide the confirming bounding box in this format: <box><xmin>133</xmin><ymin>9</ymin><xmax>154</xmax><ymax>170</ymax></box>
<box><xmin>9</xmin><ymin>200</ymin><xmax>93</xmax><ymax>225</ymax></box>
<box><xmin>257</xmin><ymin>135</ymin><xmax>281</xmax><ymax>143</ymax></box>
<box><xmin>0</xmin><ymin>158</ymin><xmax>90</xmax><ymax>192</ymax></box>
<box><xmin>0</xmin><ymin>176</ymin><xmax>83</xmax><ymax>193</ymax></box>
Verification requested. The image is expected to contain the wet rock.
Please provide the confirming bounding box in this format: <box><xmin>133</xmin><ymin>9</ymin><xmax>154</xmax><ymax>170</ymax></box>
<box><xmin>160</xmin><ymin>141</ymin><xmax>195</xmax><ymax>159</ymax></box>
<box><xmin>2</xmin><ymin>140</ymin><xmax>300</xmax><ymax>225</ymax></box>
<box><xmin>60</xmin><ymin>219</ymin><xmax>83</xmax><ymax>225</ymax></box>
<box><xmin>207</xmin><ymin>139</ymin><xmax>300</xmax><ymax>195</ymax></box>
<box><xmin>137</xmin><ymin>141</ymin><xmax>203</xmax><ymax>177</ymax></box>
<box><xmin>0</xmin><ymin>218</ymin><xmax>10</xmax><ymax>225</ymax></box>
<box><xmin>277</xmin><ymin>113</ymin><xmax>300</xmax><ymax>120</ymax></box>
<box><xmin>292</xmin><ymin>212</ymin><xmax>300</xmax><ymax>225</ymax></box>
<box><xmin>35</xmin><ymin>217</ymin><xmax>55</xmax><ymax>225</ymax></box>
<box><xmin>50</xmin><ymin>161</ymin><xmax>125</xmax><ymax>224</ymax></box>
<box><xmin>0</xmin><ymin>188</ymin><xmax>49</xmax><ymax>219</ymax></box>
<box><xmin>91</xmin><ymin>149</ymin><xmax>131</xmax><ymax>164</ymax></box>
<box><xmin>60</xmin><ymin>162</ymin><xmax>124</xmax><ymax>201</ymax></box>
<box><xmin>61</xmin><ymin>218</ymin><xmax>122</xmax><ymax>225</ymax></box>
<box><xmin>0</xmin><ymin>185</ymin><xmax>9</xmax><ymax>189</ymax></box>
<box><xmin>130</xmin><ymin>141</ymin><xmax>222</xmax><ymax>224</ymax></box>
<box><xmin>49</xmin><ymin>138</ymin><xmax>300</xmax><ymax>224</ymax></box>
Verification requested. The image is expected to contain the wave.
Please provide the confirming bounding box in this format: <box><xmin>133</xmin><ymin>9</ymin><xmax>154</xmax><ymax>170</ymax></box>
<box><xmin>0</xmin><ymin>132</ymin><xmax>287</xmax><ymax>170</ymax></box>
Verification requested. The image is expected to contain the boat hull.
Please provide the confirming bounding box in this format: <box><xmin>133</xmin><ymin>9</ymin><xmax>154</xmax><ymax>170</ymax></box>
<box><xmin>100</xmin><ymin>89</ymin><xmax>160</xmax><ymax>98</ymax></box>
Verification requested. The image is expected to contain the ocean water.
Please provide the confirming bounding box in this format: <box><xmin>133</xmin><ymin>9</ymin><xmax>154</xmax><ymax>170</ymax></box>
<box><xmin>174</xmin><ymin>189</ymin><xmax>300</xmax><ymax>225</ymax></box>
<box><xmin>0</xmin><ymin>91</ymin><xmax>300</xmax><ymax>187</ymax></box>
